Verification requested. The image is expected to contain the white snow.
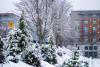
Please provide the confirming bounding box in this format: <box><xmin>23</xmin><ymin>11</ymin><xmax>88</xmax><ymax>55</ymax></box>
<box><xmin>41</xmin><ymin>61</ymin><xmax>55</xmax><ymax>67</ymax></box>
<box><xmin>92</xmin><ymin>59</ymin><xmax>100</xmax><ymax>67</ymax></box>
<box><xmin>0</xmin><ymin>61</ymin><xmax>56</xmax><ymax>67</ymax></box>
<box><xmin>0</xmin><ymin>61</ymin><xmax>33</xmax><ymax>67</ymax></box>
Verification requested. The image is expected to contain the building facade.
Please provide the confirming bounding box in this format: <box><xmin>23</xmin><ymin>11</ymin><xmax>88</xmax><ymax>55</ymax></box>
<box><xmin>71</xmin><ymin>10</ymin><xmax>100</xmax><ymax>58</ymax></box>
<box><xmin>0</xmin><ymin>13</ymin><xmax>18</xmax><ymax>38</ymax></box>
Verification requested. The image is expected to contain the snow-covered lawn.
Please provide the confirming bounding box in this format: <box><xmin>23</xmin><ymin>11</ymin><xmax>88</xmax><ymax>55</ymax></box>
<box><xmin>0</xmin><ymin>61</ymin><xmax>57</xmax><ymax>67</ymax></box>
<box><xmin>92</xmin><ymin>59</ymin><xmax>100</xmax><ymax>67</ymax></box>
<box><xmin>0</xmin><ymin>61</ymin><xmax>33</xmax><ymax>67</ymax></box>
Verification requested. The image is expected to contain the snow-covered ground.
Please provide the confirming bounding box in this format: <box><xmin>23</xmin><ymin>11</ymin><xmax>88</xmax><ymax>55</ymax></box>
<box><xmin>0</xmin><ymin>61</ymin><xmax>33</xmax><ymax>67</ymax></box>
<box><xmin>0</xmin><ymin>46</ymin><xmax>91</xmax><ymax>67</ymax></box>
<box><xmin>1</xmin><ymin>59</ymin><xmax>100</xmax><ymax>67</ymax></box>
<box><xmin>92</xmin><ymin>59</ymin><xmax>100</xmax><ymax>67</ymax></box>
<box><xmin>0</xmin><ymin>61</ymin><xmax>56</xmax><ymax>67</ymax></box>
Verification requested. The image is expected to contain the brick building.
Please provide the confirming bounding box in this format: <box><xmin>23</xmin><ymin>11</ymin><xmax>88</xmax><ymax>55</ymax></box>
<box><xmin>71</xmin><ymin>10</ymin><xmax>100</xmax><ymax>58</ymax></box>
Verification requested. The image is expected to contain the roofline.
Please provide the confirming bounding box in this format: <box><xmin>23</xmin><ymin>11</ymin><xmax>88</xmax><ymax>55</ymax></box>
<box><xmin>0</xmin><ymin>13</ymin><xmax>19</xmax><ymax>18</ymax></box>
<box><xmin>0</xmin><ymin>13</ymin><xmax>17</xmax><ymax>16</ymax></box>
<box><xmin>72</xmin><ymin>10</ymin><xmax>100</xmax><ymax>12</ymax></box>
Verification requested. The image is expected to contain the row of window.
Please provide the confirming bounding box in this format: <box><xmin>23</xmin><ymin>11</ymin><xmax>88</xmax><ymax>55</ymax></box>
<box><xmin>84</xmin><ymin>46</ymin><xmax>97</xmax><ymax>50</ymax></box>
<box><xmin>83</xmin><ymin>20</ymin><xmax>97</xmax><ymax>24</ymax></box>
<box><xmin>81</xmin><ymin>38</ymin><xmax>100</xmax><ymax>42</ymax></box>
<box><xmin>85</xmin><ymin>51</ymin><xmax>98</xmax><ymax>58</ymax></box>
<box><xmin>82</xmin><ymin>26</ymin><xmax>97</xmax><ymax>30</ymax></box>
<box><xmin>79</xmin><ymin>13</ymin><xmax>100</xmax><ymax>18</ymax></box>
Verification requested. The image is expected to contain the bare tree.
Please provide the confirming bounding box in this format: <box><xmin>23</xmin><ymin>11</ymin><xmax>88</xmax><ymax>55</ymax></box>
<box><xmin>16</xmin><ymin>0</ymin><xmax>71</xmax><ymax>46</ymax></box>
<box><xmin>52</xmin><ymin>0</ymin><xmax>71</xmax><ymax>46</ymax></box>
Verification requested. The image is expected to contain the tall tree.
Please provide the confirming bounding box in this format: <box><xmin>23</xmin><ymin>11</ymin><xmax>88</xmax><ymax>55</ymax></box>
<box><xmin>7</xmin><ymin>12</ymin><xmax>33</xmax><ymax>63</ymax></box>
<box><xmin>16</xmin><ymin>0</ymin><xmax>71</xmax><ymax>46</ymax></box>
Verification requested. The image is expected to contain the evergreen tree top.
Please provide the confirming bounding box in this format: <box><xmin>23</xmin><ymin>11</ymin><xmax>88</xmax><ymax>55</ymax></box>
<box><xmin>19</xmin><ymin>11</ymin><xmax>26</xmax><ymax>32</ymax></box>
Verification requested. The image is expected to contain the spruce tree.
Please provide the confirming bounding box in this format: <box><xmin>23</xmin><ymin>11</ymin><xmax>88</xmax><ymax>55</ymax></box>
<box><xmin>62</xmin><ymin>48</ymin><xmax>89</xmax><ymax>67</ymax></box>
<box><xmin>7</xmin><ymin>11</ymin><xmax>30</xmax><ymax>63</ymax></box>
<box><xmin>19</xmin><ymin>11</ymin><xmax>26</xmax><ymax>34</ymax></box>
<box><xmin>18</xmin><ymin>11</ymin><xmax>41</xmax><ymax>67</ymax></box>
<box><xmin>67</xmin><ymin>48</ymin><xmax>80</xmax><ymax>67</ymax></box>
<box><xmin>41</xmin><ymin>45</ymin><xmax>57</xmax><ymax>64</ymax></box>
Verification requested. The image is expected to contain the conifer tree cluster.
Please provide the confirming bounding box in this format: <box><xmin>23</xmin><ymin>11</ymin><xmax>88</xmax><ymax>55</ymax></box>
<box><xmin>6</xmin><ymin>11</ymin><xmax>40</xmax><ymax>66</ymax></box>
<box><xmin>0</xmin><ymin>11</ymin><xmax>89</xmax><ymax>67</ymax></box>
<box><xmin>62</xmin><ymin>48</ymin><xmax>89</xmax><ymax>67</ymax></box>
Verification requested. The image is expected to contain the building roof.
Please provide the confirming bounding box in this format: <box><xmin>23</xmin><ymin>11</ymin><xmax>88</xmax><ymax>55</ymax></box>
<box><xmin>0</xmin><ymin>13</ymin><xmax>18</xmax><ymax>17</ymax></box>
<box><xmin>71</xmin><ymin>10</ymin><xmax>100</xmax><ymax>14</ymax></box>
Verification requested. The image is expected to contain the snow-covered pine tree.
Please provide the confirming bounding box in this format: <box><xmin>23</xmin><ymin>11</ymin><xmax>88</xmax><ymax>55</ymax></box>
<box><xmin>7</xmin><ymin>11</ymin><xmax>33</xmax><ymax>63</ymax></box>
<box><xmin>18</xmin><ymin>11</ymin><xmax>41</xmax><ymax>67</ymax></box>
<box><xmin>0</xmin><ymin>37</ymin><xmax>5</xmax><ymax>63</ymax></box>
<box><xmin>68</xmin><ymin>48</ymin><xmax>79</xmax><ymax>67</ymax></box>
<box><xmin>84</xmin><ymin>61</ymin><xmax>89</xmax><ymax>67</ymax></box>
<box><xmin>23</xmin><ymin>51</ymin><xmax>41</xmax><ymax>67</ymax></box>
<box><xmin>41</xmin><ymin>45</ymin><xmax>57</xmax><ymax>64</ymax></box>
<box><xmin>62</xmin><ymin>47</ymin><xmax>89</xmax><ymax>67</ymax></box>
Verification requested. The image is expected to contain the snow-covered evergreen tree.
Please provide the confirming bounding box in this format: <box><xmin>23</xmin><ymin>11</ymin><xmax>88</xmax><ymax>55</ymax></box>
<box><xmin>41</xmin><ymin>45</ymin><xmax>57</xmax><ymax>64</ymax></box>
<box><xmin>7</xmin><ymin>11</ymin><xmax>33</xmax><ymax>63</ymax></box>
<box><xmin>0</xmin><ymin>37</ymin><xmax>5</xmax><ymax>63</ymax></box>
<box><xmin>61</xmin><ymin>48</ymin><xmax>89</xmax><ymax>67</ymax></box>
<box><xmin>23</xmin><ymin>51</ymin><xmax>41</xmax><ymax>67</ymax></box>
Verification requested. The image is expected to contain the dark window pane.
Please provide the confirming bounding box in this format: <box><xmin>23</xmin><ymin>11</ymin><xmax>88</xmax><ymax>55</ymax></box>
<box><xmin>94</xmin><ymin>52</ymin><xmax>98</xmax><ymax>58</ymax></box>
<box><xmin>89</xmin><ymin>52</ymin><xmax>93</xmax><ymax>57</ymax></box>
<box><xmin>94</xmin><ymin>46</ymin><xmax>97</xmax><ymax>50</ymax></box>
<box><xmin>89</xmin><ymin>46</ymin><xmax>93</xmax><ymax>50</ymax></box>
<box><xmin>85</xmin><ymin>46</ymin><xmax>88</xmax><ymax>50</ymax></box>
<box><xmin>89</xmin><ymin>52</ymin><xmax>93</xmax><ymax>55</ymax></box>
<box><xmin>94</xmin><ymin>52</ymin><xmax>97</xmax><ymax>55</ymax></box>
<box><xmin>85</xmin><ymin>52</ymin><xmax>88</xmax><ymax>57</ymax></box>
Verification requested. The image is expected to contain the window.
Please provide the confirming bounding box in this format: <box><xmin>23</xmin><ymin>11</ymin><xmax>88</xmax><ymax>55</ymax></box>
<box><xmin>85</xmin><ymin>46</ymin><xmax>88</xmax><ymax>50</ymax></box>
<box><xmin>94</xmin><ymin>52</ymin><xmax>98</xmax><ymax>58</ymax></box>
<box><xmin>89</xmin><ymin>52</ymin><xmax>93</xmax><ymax>57</ymax></box>
<box><xmin>85</xmin><ymin>52</ymin><xmax>88</xmax><ymax>57</ymax></box>
<box><xmin>94</xmin><ymin>46</ymin><xmax>97</xmax><ymax>50</ymax></box>
<box><xmin>84</xmin><ymin>30</ymin><xmax>88</xmax><ymax>35</ymax></box>
<box><xmin>84</xmin><ymin>21</ymin><xmax>88</xmax><ymax>24</ymax></box>
<box><xmin>88</xmin><ymin>14</ymin><xmax>93</xmax><ymax>18</ymax></box>
<box><xmin>79</xmin><ymin>14</ymin><xmax>84</xmax><ymax>18</ymax></box>
<box><xmin>93</xmin><ymin>21</ymin><xmax>96</xmax><ymax>24</ymax></box>
<box><xmin>94</xmin><ymin>52</ymin><xmax>97</xmax><ymax>55</ymax></box>
<box><xmin>89</xmin><ymin>46</ymin><xmax>93</xmax><ymax>50</ymax></box>
<box><xmin>85</xmin><ymin>51</ymin><xmax>98</xmax><ymax>58</ymax></box>
<box><xmin>84</xmin><ymin>38</ymin><xmax>88</xmax><ymax>42</ymax></box>
<box><xmin>96</xmin><ymin>13</ymin><xmax>100</xmax><ymax>18</ymax></box>
<box><xmin>83</xmin><ymin>26</ymin><xmax>88</xmax><ymax>31</ymax></box>
<box><xmin>84</xmin><ymin>46</ymin><xmax>98</xmax><ymax>58</ymax></box>
<box><xmin>93</xmin><ymin>27</ymin><xmax>96</xmax><ymax>31</ymax></box>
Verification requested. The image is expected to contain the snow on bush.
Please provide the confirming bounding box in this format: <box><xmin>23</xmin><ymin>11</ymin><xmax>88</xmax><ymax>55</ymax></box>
<box><xmin>41</xmin><ymin>44</ymin><xmax>57</xmax><ymax>64</ymax></box>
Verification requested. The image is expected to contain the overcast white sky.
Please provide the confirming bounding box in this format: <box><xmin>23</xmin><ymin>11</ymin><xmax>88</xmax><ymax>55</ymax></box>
<box><xmin>0</xmin><ymin>0</ymin><xmax>100</xmax><ymax>13</ymax></box>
